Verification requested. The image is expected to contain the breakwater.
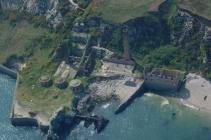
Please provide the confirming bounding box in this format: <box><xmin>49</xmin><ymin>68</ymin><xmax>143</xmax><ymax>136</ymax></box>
<box><xmin>0</xmin><ymin>65</ymin><xmax>17</xmax><ymax>78</ymax></box>
<box><xmin>115</xmin><ymin>83</ymin><xmax>145</xmax><ymax>114</ymax></box>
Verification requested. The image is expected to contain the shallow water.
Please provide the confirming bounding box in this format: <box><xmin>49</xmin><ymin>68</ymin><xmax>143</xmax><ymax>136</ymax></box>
<box><xmin>68</xmin><ymin>95</ymin><xmax>211</xmax><ymax>140</ymax></box>
<box><xmin>1</xmin><ymin>72</ymin><xmax>211</xmax><ymax>140</ymax></box>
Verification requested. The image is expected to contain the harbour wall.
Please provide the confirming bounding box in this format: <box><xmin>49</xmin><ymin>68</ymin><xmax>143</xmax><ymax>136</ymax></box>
<box><xmin>11</xmin><ymin>117</ymin><xmax>38</xmax><ymax>127</ymax></box>
<box><xmin>0</xmin><ymin>65</ymin><xmax>17</xmax><ymax>79</ymax></box>
<box><xmin>115</xmin><ymin>84</ymin><xmax>145</xmax><ymax>114</ymax></box>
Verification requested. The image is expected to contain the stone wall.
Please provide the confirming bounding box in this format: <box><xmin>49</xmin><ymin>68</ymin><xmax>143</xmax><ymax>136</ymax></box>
<box><xmin>0</xmin><ymin>65</ymin><xmax>17</xmax><ymax>78</ymax></box>
<box><xmin>144</xmin><ymin>74</ymin><xmax>182</xmax><ymax>92</ymax></box>
<box><xmin>11</xmin><ymin>117</ymin><xmax>38</xmax><ymax>127</ymax></box>
<box><xmin>115</xmin><ymin>84</ymin><xmax>145</xmax><ymax>114</ymax></box>
<box><xmin>0</xmin><ymin>66</ymin><xmax>35</xmax><ymax>129</ymax></box>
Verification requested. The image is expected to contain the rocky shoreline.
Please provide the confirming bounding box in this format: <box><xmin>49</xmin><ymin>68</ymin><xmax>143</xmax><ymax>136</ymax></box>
<box><xmin>46</xmin><ymin>107</ymin><xmax>109</xmax><ymax>140</ymax></box>
<box><xmin>2</xmin><ymin>63</ymin><xmax>211</xmax><ymax>140</ymax></box>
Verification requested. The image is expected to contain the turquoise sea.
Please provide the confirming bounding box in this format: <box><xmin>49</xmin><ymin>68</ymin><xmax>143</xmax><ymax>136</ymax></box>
<box><xmin>1</xmin><ymin>72</ymin><xmax>211</xmax><ymax>140</ymax></box>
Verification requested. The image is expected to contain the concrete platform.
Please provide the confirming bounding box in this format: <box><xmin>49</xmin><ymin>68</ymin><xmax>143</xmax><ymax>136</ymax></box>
<box><xmin>115</xmin><ymin>79</ymin><xmax>144</xmax><ymax>114</ymax></box>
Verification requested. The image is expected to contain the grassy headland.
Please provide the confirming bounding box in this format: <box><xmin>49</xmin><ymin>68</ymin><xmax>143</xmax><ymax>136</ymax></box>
<box><xmin>87</xmin><ymin>0</ymin><xmax>166</xmax><ymax>23</ymax></box>
<box><xmin>0</xmin><ymin>14</ymin><xmax>73</xmax><ymax>117</ymax></box>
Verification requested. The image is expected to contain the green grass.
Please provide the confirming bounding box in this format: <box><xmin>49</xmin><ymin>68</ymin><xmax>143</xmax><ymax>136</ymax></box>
<box><xmin>0</xmin><ymin>21</ymin><xmax>49</xmax><ymax>63</ymax></box>
<box><xmin>87</xmin><ymin>0</ymin><xmax>166</xmax><ymax>23</ymax></box>
<box><xmin>0</xmin><ymin>19</ymin><xmax>74</xmax><ymax>117</ymax></box>
<box><xmin>179</xmin><ymin>0</ymin><xmax>211</xmax><ymax>20</ymax></box>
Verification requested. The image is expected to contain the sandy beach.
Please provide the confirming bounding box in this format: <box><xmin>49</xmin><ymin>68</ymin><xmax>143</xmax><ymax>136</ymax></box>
<box><xmin>178</xmin><ymin>73</ymin><xmax>211</xmax><ymax>113</ymax></box>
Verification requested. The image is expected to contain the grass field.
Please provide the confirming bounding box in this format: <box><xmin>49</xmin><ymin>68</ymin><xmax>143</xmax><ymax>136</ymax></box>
<box><xmin>87</xmin><ymin>0</ymin><xmax>166</xmax><ymax>23</ymax></box>
<box><xmin>179</xmin><ymin>0</ymin><xmax>211</xmax><ymax>20</ymax></box>
<box><xmin>0</xmin><ymin>21</ymin><xmax>48</xmax><ymax>63</ymax></box>
<box><xmin>0</xmin><ymin>19</ymin><xmax>73</xmax><ymax>117</ymax></box>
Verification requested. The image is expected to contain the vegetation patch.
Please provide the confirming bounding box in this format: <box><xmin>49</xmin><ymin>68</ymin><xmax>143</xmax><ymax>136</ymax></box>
<box><xmin>179</xmin><ymin>0</ymin><xmax>211</xmax><ymax>20</ymax></box>
<box><xmin>87</xmin><ymin>0</ymin><xmax>166</xmax><ymax>23</ymax></box>
<box><xmin>0</xmin><ymin>15</ymin><xmax>74</xmax><ymax>117</ymax></box>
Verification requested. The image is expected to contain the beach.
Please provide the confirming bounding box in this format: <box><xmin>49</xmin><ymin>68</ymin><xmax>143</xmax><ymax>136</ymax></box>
<box><xmin>178</xmin><ymin>73</ymin><xmax>211</xmax><ymax>113</ymax></box>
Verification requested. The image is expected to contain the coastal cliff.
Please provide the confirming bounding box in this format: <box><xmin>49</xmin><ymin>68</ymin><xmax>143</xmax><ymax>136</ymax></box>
<box><xmin>0</xmin><ymin>0</ymin><xmax>56</xmax><ymax>14</ymax></box>
<box><xmin>0</xmin><ymin>0</ymin><xmax>85</xmax><ymax>27</ymax></box>
<box><xmin>1</xmin><ymin>0</ymin><xmax>211</xmax><ymax>139</ymax></box>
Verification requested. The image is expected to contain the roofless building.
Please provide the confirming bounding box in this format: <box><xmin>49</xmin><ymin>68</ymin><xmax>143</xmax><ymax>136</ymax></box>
<box><xmin>39</xmin><ymin>75</ymin><xmax>52</xmax><ymax>87</ymax></box>
<box><xmin>144</xmin><ymin>66</ymin><xmax>184</xmax><ymax>92</ymax></box>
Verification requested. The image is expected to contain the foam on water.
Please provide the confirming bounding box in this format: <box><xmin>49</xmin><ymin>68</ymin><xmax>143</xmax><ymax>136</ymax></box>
<box><xmin>183</xmin><ymin>103</ymin><xmax>200</xmax><ymax>110</ymax></box>
<box><xmin>102</xmin><ymin>103</ymin><xmax>110</xmax><ymax>109</ymax></box>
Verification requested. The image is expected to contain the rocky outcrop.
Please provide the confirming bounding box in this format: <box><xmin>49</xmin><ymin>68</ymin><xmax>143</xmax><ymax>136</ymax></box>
<box><xmin>0</xmin><ymin>0</ymin><xmax>78</xmax><ymax>27</ymax></box>
<box><xmin>47</xmin><ymin>107</ymin><xmax>76</xmax><ymax>140</ymax></box>
<box><xmin>0</xmin><ymin>0</ymin><xmax>57</xmax><ymax>15</ymax></box>
<box><xmin>77</xmin><ymin>95</ymin><xmax>95</xmax><ymax>114</ymax></box>
<box><xmin>171</xmin><ymin>10</ymin><xmax>205</xmax><ymax>47</ymax></box>
<box><xmin>75</xmin><ymin>115</ymin><xmax>109</xmax><ymax>133</ymax></box>
<box><xmin>47</xmin><ymin>106</ymin><xmax>109</xmax><ymax>140</ymax></box>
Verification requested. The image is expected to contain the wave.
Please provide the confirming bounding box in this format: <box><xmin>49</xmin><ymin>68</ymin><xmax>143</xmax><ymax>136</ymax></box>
<box><xmin>144</xmin><ymin>93</ymin><xmax>154</xmax><ymax>97</ymax></box>
<box><xmin>161</xmin><ymin>99</ymin><xmax>170</xmax><ymax>107</ymax></box>
<box><xmin>102</xmin><ymin>103</ymin><xmax>110</xmax><ymax>109</ymax></box>
<box><xmin>183</xmin><ymin>104</ymin><xmax>199</xmax><ymax>110</ymax></box>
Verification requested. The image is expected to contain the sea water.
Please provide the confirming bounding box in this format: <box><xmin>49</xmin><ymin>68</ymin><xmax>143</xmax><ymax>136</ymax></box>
<box><xmin>1</xmin><ymin>72</ymin><xmax>211</xmax><ymax>140</ymax></box>
<box><xmin>68</xmin><ymin>95</ymin><xmax>211</xmax><ymax>140</ymax></box>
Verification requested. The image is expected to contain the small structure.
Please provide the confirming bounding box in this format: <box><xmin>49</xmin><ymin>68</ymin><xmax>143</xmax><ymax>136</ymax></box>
<box><xmin>55</xmin><ymin>78</ymin><xmax>68</xmax><ymax>89</ymax></box>
<box><xmin>122</xmin><ymin>25</ymin><xmax>131</xmax><ymax>60</ymax></box>
<box><xmin>70</xmin><ymin>79</ymin><xmax>83</xmax><ymax>94</ymax></box>
<box><xmin>72</xmin><ymin>18</ymin><xmax>88</xmax><ymax>33</ymax></box>
<box><xmin>39</xmin><ymin>75</ymin><xmax>52</xmax><ymax>87</ymax></box>
<box><xmin>71</xmin><ymin>32</ymin><xmax>90</xmax><ymax>44</ymax></box>
<box><xmin>124</xmin><ymin>80</ymin><xmax>137</xmax><ymax>87</ymax></box>
<box><xmin>101</xmin><ymin>58</ymin><xmax>135</xmax><ymax>75</ymax></box>
<box><xmin>144</xmin><ymin>66</ymin><xmax>184</xmax><ymax>92</ymax></box>
<box><xmin>204</xmin><ymin>27</ymin><xmax>211</xmax><ymax>43</ymax></box>
<box><xmin>92</xmin><ymin>46</ymin><xmax>113</xmax><ymax>59</ymax></box>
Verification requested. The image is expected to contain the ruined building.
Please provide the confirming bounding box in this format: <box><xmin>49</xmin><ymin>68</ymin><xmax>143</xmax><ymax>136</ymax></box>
<box><xmin>144</xmin><ymin>66</ymin><xmax>184</xmax><ymax>92</ymax></box>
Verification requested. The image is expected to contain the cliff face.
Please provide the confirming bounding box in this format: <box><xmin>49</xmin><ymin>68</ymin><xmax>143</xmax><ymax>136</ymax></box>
<box><xmin>0</xmin><ymin>0</ymin><xmax>22</xmax><ymax>10</ymax></box>
<box><xmin>0</xmin><ymin>0</ymin><xmax>56</xmax><ymax>14</ymax></box>
<box><xmin>0</xmin><ymin>0</ymin><xmax>73</xmax><ymax>27</ymax></box>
